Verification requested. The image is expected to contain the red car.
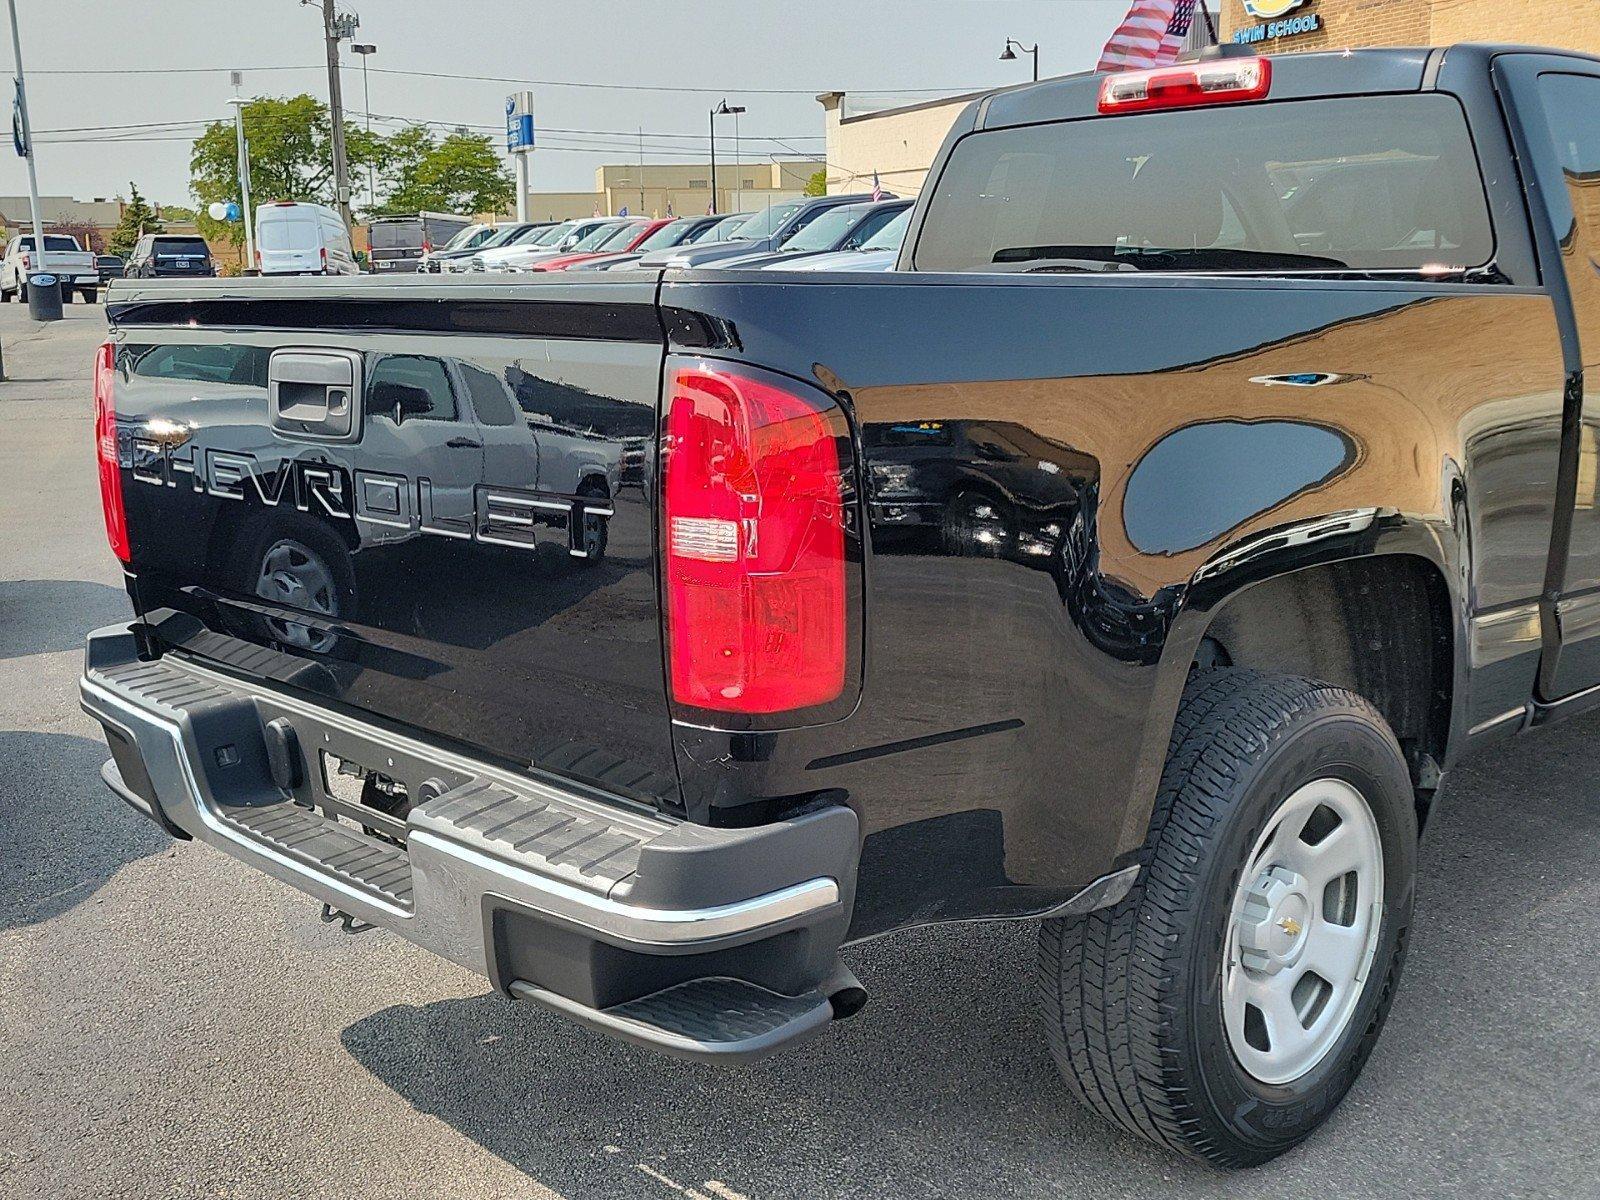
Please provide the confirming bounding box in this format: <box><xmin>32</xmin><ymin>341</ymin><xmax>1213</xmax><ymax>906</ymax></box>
<box><xmin>528</xmin><ymin>218</ymin><xmax>670</xmax><ymax>271</ymax></box>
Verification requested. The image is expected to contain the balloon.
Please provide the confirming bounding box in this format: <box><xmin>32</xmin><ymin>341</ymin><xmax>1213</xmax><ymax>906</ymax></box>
<box><xmin>224</xmin><ymin>201</ymin><xmax>241</xmax><ymax>222</ymax></box>
<box><xmin>207</xmin><ymin>201</ymin><xmax>228</xmax><ymax>221</ymax></box>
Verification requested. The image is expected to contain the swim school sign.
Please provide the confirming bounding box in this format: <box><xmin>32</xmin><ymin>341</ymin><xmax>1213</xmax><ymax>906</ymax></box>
<box><xmin>1233</xmin><ymin>0</ymin><xmax>1322</xmax><ymax>45</ymax></box>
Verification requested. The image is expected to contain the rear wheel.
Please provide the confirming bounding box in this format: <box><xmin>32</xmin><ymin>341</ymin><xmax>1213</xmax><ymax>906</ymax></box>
<box><xmin>1038</xmin><ymin>669</ymin><xmax>1416</xmax><ymax>1166</ymax></box>
<box><xmin>237</xmin><ymin>516</ymin><xmax>355</xmax><ymax>654</ymax></box>
<box><xmin>79</xmin><ymin>288</ymin><xmax>97</xmax><ymax>304</ymax></box>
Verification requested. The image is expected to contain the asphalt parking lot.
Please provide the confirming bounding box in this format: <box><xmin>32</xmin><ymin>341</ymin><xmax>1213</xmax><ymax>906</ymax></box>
<box><xmin>2</xmin><ymin>301</ymin><xmax>1596</xmax><ymax>1200</ymax></box>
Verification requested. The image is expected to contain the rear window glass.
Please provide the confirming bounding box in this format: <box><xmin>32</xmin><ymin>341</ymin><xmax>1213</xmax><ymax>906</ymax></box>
<box><xmin>153</xmin><ymin>238</ymin><xmax>210</xmax><ymax>258</ymax></box>
<box><xmin>13</xmin><ymin>235</ymin><xmax>81</xmax><ymax>252</ymax></box>
<box><xmin>370</xmin><ymin>221</ymin><xmax>422</xmax><ymax>250</ymax></box>
<box><xmin>914</xmin><ymin>95</ymin><xmax>1494</xmax><ymax>275</ymax></box>
<box><xmin>260</xmin><ymin>219</ymin><xmax>319</xmax><ymax>252</ymax></box>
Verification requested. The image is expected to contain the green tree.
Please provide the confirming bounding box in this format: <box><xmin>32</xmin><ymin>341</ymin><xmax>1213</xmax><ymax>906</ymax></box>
<box><xmin>108</xmin><ymin>183</ymin><xmax>163</xmax><ymax>258</ymax></box>
<box><xmin>802</xmin><ymin>168</ymin><xmax>828</xmax><ymax>197</ymax></box>
<box><xmin>371</xmin><ymin>126</ymin><xmax>513</xmax><ymax>217</ymax></box>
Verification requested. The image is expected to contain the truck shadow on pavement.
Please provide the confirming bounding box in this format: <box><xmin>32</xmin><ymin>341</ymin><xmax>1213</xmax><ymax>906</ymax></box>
<box><xmin>0</xmin><ymin>578</ymin><xmax>130</xmax><ymax>660</ymax></box>
<box><xmin>339</xmin><ymin>710</ymin><xmax>1600</xmax><ymax>1199</ymax></box>
<box><xmin>0</xmin><ymin>729</ymin><xmax>170</xmax><ymax>931</ymax></box>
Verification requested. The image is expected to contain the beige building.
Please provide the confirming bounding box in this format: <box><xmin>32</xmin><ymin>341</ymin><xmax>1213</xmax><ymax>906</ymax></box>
<box><xmin>522</xmin><ymin>158</ymin><xmax>822</xmax><ymax>222</ymax></box>
<box><xmin>815</xmin><ymin>92</ymin><xmax>984</xmax><ymax>199</ymax></box>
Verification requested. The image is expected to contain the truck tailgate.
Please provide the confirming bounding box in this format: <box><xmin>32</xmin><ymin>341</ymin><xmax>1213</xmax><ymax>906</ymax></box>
<box><xmin>103</xmin><ymin>277</ymin><xmax>679</xmax><ymax>810</ymax></box>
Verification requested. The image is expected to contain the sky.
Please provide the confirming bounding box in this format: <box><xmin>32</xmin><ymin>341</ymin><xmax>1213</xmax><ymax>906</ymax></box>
<box><xmin>4</xmin><ymin>0</ymin><xmax>1142</xmax><ymax>208</ymax></box>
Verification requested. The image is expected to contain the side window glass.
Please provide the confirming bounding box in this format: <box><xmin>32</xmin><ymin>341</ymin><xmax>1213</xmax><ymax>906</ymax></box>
<box><xmin>1533</xmin><ymin>73</ymin><xmax>1600</xmax><ymax>252</ymax></box>
<box><xmin>460</xmin><ymin>362</ymin><xmax>518</xmax><ymax>427</ymax></box>
<box><xmin>366</xmin><ymin>355</ymin><xmax>458</xmax><ymax>423</ymax></box>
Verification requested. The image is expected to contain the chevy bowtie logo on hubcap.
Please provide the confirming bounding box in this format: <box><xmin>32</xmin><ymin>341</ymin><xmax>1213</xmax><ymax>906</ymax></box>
<box><xmin>1278</xmin><ymin>916</ymin><xmax>1303</xmax><ymax>937</ymax></box>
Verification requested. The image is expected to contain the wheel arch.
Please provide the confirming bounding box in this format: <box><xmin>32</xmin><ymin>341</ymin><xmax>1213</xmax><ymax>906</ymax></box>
<box><xmin>1117</xmin><ymin>511</ymin><xmax>1466</xmax><ymax>855</ymax></box>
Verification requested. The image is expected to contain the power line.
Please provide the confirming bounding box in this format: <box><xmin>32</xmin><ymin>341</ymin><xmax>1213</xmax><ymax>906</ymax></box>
<box><xmin>26</xmin><ymin>62</ymin><xmax>986</xmax><ymax>95</ymax></box>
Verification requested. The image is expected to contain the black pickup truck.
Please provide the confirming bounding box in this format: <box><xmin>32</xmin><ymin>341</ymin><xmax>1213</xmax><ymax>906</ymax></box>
<box><xmin>81</xmin><ymin>45</ymin><xmax>1600</xmax><ymax>1165</ymax></box>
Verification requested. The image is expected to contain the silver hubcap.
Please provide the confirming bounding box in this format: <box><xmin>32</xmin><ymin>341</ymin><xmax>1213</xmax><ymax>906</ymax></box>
<box><xmin>1223</xmin><ymin>777</ymin><xmax>1384</xmax><ymax>1085</ymax></box>
<box><xmin>256</xmin><ymin>540</ymin><xmax>337</xmax><ymax>650</ymax></box>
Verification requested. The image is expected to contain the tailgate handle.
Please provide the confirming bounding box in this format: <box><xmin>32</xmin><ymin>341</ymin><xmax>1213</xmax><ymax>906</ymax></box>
<box><xmin>269</xmin><ymin>348</ymin><xmax>362</xmax><ymax>441</ymax></box>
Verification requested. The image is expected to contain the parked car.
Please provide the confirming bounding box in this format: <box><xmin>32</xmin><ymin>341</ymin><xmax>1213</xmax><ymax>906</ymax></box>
<box><xmin>765</xmin><ymin>207</ymin><xmax>911</xmax><ymax>272</ymax></box>
<box><xmin>367</xmin><ymin>212</ymin><xmax>471</xmax><ymax>273</ymax></box>
<box><xmin>567</xmin><ymin>214</ymin><xmax>727</xmax><ymax>272</ymax></box>
<box><xmin>471</xmin><ymin>219</ymin><xmax>596</xmax><ymax>272</ymax></box>
<box><xmin>449</xmin><ymin>222</ymin><xmax>556</xmax><ymax>272</ymax></box>
<box><xmin>488</xmin><ymin>217</ymin><xmax>630</xmax><ymax>272</ymax></box>
<box><xmin>1</xmin><ymin>232</ymin><xmax>100</xmax><ymax>303</ymax></box>
<box><xmin>124</xmin><ymin>234</ymin><xmax>216</xmax><ymax>280</ymax></box>
<box><xmin>85</xmin><ymin>43</ymin><xmax>1589</xmax><ymax>1171</ymax></box>
<box><xmin>255</xmin><ymin>202</ymin><xmax>358</xmax><ymax>276</ymax></box>
<box><xmin>525</xmin><ymin>217</ymin><xmax>670</xmax><ymax>271</ymax></box>
<box><xmin>419</xmin><ymin>222</ymin><xmax>515</xmax><ymax>273</ymax></box>
<box><xmin>716</xmin><ymin>198</ymin><xmax>911</xmax><ymax>268</ymax></box>
<box><xmin>634</xmin><ymin>193</ymin><xmax>888</xmax><ymax>270</ymax></box>
<box><xmin>95</xmin><ymin>254</ymin><xmax>126</xmax><ymax>283</ymax></box>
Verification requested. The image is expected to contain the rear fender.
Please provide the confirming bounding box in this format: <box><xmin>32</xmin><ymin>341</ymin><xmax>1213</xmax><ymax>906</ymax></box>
<box><xmin>1116</xmin><ymin>508</ymin><xmax>1468</xmax><ymax>855</ymax></box>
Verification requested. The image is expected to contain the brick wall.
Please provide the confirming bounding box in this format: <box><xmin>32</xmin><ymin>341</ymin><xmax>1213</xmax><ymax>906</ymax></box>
<box><xmin>1221</xmin><ymin>0</ymin><xmax>1600</xmax><ymax>56</ymax></box>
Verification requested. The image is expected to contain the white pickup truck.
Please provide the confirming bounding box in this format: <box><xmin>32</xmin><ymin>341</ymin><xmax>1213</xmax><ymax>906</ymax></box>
<box><xmin>0</xmin><ymin>232</ymin><xmax>101</xmax><ymax>303</ymax></box>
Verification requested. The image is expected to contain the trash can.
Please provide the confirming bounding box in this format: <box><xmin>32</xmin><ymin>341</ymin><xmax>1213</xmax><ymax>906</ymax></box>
<box><xmin>25</xmin><ymin>272</ymin><xmax>63</xmax><ymax>322</ymax></box>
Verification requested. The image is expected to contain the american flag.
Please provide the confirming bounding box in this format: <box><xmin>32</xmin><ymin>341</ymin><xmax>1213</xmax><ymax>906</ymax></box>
<box><xmin>870</xmin><ymin>171</ymin><xmax>884</xmax><ymax>202</ymax></box>
<box><xmin>1098</xmin><ymin>0</ymin><xmax>1197</xmax><ymax>72</ymax></box>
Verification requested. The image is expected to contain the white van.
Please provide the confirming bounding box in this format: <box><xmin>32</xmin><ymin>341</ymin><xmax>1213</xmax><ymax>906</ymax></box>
<box><xmin>254</xmin><ymin>202</ymin><xmax>358</xmax><ymax>276</ymax></box>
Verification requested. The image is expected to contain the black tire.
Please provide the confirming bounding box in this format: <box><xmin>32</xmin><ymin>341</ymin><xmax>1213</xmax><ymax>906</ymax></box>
<box><xmin>17</xmin><ymin>281</ymin><xmax>26</xmax><ymax>304</ymax></box>
<box><xmin>80</xmin><ymin>288</ymin><xmax>97</xmax><ymax>304</ymax></box>
<box><xmin>62</xmin><ymin>287</ymin><xmax>74</xmax><ymax>304</ymax></box>
<box><xmin>1039</xmin><ymin>669</ymin><xmax>1417</xmax><ymax>1166</ymax></box>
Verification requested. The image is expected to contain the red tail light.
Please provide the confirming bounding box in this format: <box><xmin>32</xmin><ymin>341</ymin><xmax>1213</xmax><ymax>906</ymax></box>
<box><xmin>422</xmin><ymin>240</ymin><xmax>433</xmax><ymax>254</ymax></box>
<box><xmin>93</xmin><ymin>340</ymin><xmax>130</xmax><ymax>563</ymax></box>
<box><xmin>20</xmin><ymin>253</ymin><xmax>29</xmax><ymax>270</ymax></box>
<box><xmin>1098</xmin><ymin>57</ymin><xmax>1271</xmax><ymax>114</ymax></box>
<box><xmin>320</xmin><ymin>245</ymin><xmax>328</xmax><ymax>270</ymax></box>
<box><xmin>663</xmin><ymin>362</ymin><xmax>848</xmax><ymax>715</ymax></box>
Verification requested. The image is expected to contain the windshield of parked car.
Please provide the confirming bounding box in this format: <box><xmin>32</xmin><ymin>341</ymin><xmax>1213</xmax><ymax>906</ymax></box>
<box><xmin>527</xmin><ymin>223</ymin><xmax>571</xmax><ymax>247</ymax></box>
<box><xmin>861</xmin><ymin>208</ymin><xmax>911</xmax><ymax>252</ymax></box>
<box><xmin>635</xmin><ymin>219</ymin><xmax>699</xmax><ymax>251</ymax></box>
<box><xmin>440</xmin><ymin>225</ymin><xmax>486</xmax><ymax>251</ymax></box>
<box><xmin>778</xmin><ymin>204</ymin><xmax>868</xmax><ymax>252</ymax></box>
<box><xmin>593</xmin><ymin>222</ymin><xmax>645</xmax><ymax>250</ymax></box>
<box><xmin>732</xmin><ymin>202</ymin><xmax>803</xmax><ymax>240</ymax></box>
<box><xmin>571</xmin><ymin>222</ymin><xmax>624</xmax><ymax>251</ymax></box>
<box><xmin>703</xmin><ymin>213</ymin><xmax>753</xmax><ymax>242</ymax></box>
<box><xmin>914</xmin><ymin>95</ymin><xmax>1494</xmax><ymax>275</ymax></box>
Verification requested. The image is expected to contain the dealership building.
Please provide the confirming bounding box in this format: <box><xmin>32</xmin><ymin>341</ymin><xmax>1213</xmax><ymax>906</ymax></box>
<box><xmin>820</xmin><ymin>0</ymin><xmax>1600</xmax><ymax>197</ymax></box>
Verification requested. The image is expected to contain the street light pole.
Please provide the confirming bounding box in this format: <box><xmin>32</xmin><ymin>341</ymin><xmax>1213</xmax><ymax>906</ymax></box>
<box><xmin>708</xmin><ymin>104</ymin><xmax>718</xmax><ymax>215</ymax></box>
<box><xmin>352</xmin><ymin>43</ymin><xmax>376</xmax><ymax>211</ymax></box>
<box><xmin>710</xmin><ymin>100</ymin><xmax>745</xmax><ymax>216</ymax></box>
<box><xmin>733</xmin><ymin>106</ymin><xmax>741</xmax><ymax>212</ymax></box>
<box><xmin>6</xmin><ymin>0</ymin><xmax>49</xmax><ymax>280</ymax></box>
<box><xmin>1000</xmin><ymin>38</ymin><xmax>1040</xmax><ymax>82</ymax></box>
<box><xmin>227</xmin><ymin>98</ymin><xmax>255</xmax><ymax>272</ymax></box>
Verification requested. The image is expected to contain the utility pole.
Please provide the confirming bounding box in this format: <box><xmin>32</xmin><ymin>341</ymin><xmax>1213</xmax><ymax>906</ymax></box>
<box><xmin>7</xmin><ymin>0</ymin><xmax>48</xmax><ymax>278</ymax></box>
<box><xmin>638</xmin><ymin>127</ymin><xmax>645</xmax><ymax>215</ymax></box>
<box><xmin>227</xmin><ymin>97</ymin><xmax>255</xmax><ymax>272</ymax></box>
<box><xmin>317</xmin><ymin>0</ymin><xmax>354</xmax><ymax>230</ymax></box>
